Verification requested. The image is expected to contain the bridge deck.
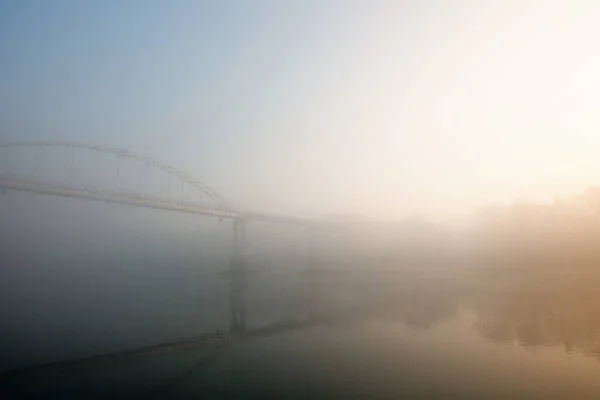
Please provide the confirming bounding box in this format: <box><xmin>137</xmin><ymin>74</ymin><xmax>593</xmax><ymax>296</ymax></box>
<box><xmin>0</xmin><ymin>177</ymin><xmax>238</xmax><ymax>218</ymax></box>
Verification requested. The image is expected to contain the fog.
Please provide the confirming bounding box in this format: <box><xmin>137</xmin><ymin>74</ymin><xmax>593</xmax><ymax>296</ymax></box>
<box><xmin>4</xmin><ymin>1</ymin><xmax>600</xmax><ymax>398</ymax></box>
<box><xmin>4</xmin><ymin>1</ymin><xmax>600</xmax><ymax>222</ymax></box>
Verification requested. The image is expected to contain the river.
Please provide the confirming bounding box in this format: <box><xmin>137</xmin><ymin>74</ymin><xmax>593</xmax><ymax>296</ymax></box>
<box><xmin>2</xmin><ymin>264</ymin><xmax>600</xmax><ymax>399</ymax></box>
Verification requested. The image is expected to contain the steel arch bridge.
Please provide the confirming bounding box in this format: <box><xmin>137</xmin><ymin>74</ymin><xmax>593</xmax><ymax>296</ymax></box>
<box><xmin>0</xmin><ymin>140</ymin><xmax>241</xmax><ymax>218</ymax></box>
<box><xmin>0</xmin><ymin>140</ymin><xmax>334</xmax><ymax>227</ymax></box>
<box><xmin>0</xmin><ymin>140</ymin><xmax>350</xmax><ymax>290</ymax></box>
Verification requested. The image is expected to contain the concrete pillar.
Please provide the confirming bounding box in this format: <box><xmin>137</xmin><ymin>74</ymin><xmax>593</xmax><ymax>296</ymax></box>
<box><xmin>230</xmin><ymin>218</ymin><xmax>247</xmax><ymax>334</ymax></box>
<box><xmin>307</xmin><ymin>234</ymin><xmax>320</xmax><ymax>321</ymax></box>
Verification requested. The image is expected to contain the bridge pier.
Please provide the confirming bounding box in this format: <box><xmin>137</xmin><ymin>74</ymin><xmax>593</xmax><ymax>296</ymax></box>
<box><xmin>229</xmin><ymin>218</ymin><xmax>247</xmax><ymax>334</ymax></box>
<box><xmin>306</xmin><ymin>235</ymin><xmax>320</xmax><ymax>322</ymax></box>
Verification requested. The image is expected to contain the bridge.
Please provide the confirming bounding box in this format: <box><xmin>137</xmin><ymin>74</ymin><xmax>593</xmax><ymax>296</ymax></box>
<box><xmin>0</xmin><ymin>141</ymin><xmax>332</xmax><ymax>224</ymax></box>
<box><xmin>0</xmin><ymin>140</ymin><xmax>367</xmax><ymax>395</ymax></box>
<box><xmin>0</xmin><ymin>140</ymin><xmax>347</xmax><ymax>327</ymax></box>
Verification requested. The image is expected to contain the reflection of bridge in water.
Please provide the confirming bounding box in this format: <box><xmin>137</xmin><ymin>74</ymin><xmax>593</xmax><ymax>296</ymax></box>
<box><xmin>0</xmin><ymin>279</ymin><xmax>462</xmax><ymax>399</ymax></box>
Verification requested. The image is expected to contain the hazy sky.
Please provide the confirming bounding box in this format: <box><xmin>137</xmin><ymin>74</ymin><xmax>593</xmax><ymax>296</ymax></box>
<box><xmin>2</xmin><ymin>1</ymin><xmax>600</xmax><ymax>223</ymax></box>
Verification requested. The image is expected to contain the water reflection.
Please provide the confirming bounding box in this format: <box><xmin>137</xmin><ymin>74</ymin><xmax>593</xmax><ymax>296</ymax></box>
<box><xmin>294</xmin><ymin>270</ymin><xmax>462</xmax><ymax>330</ymax></box>
<box><xmin>4</xmin><ymin>266</ymin><xmax>600</xmax><ymax>399</ymax></box>
<box><xmin>360</xmin><ymin>275</ymin><xmax>460</xmax><ymax>330</ymax></box>
<box><xmin>249</xmin><ymin>267</ymin><xmax>600</xmax><ymax>362</ymax></box>
<box><xmin>307</xmin><ymin>268</ymin><xmax>600</xmax><ymax>363</ymax></box>
<box><xmin>172</xmin><ymin>268</ymin><xmax>600</xmax><ymax>399</ymax></box>
<box><xmin>471</xmin><ymin>272</ymin><xmax>600</xmax><ymax>357</ymax></box>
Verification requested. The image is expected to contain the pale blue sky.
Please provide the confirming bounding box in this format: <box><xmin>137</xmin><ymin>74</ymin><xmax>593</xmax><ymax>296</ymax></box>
<box><xmin>2</xmin><ymin>1</ymin><xmax>600</xmax><ymax>223</ymax></box>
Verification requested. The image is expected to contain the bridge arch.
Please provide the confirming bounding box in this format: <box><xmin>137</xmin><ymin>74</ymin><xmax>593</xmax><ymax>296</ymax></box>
<box><xmin>0</xmin><ymin>140</ymin><xmax>237</xmax><ymax>213</ymax></box>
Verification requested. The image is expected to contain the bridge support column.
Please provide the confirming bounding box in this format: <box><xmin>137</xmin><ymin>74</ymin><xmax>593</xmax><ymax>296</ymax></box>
<box><xmin>306</xmin><ymin>235</ymin><xmax>320</xmax><ymax>322</ymax></box>
<box><xmin>230</xmin><ymin>218</ymin><xmax>247</xmax><ymax>334</ymax></box>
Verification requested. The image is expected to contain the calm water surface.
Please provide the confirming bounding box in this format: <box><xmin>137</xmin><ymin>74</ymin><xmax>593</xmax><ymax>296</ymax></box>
<box><xmin>169</xmin><ymin>271</ymin><xmax>600</xmax><ymax>399</ymax></box>
<box><xmin>3</xmin><ymin>267</ymin><xmax>600</xmax><ymax>399</ymax></box>
<box><xmin>172</xmin><ymin>314</ymin><xmax>600</xmax><ymax>399</ymax></box>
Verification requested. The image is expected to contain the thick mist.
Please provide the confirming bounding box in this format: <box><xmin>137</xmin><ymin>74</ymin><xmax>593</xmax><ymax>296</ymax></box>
<box><xmin>4</xmin><ymin>2</ymin><xmax>600</xmax><ymax>398</ymax></box>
